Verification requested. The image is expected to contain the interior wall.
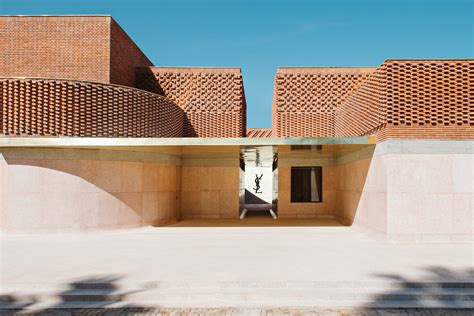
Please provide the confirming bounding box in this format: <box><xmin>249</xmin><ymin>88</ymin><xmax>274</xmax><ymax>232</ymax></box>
<box><xmin>0</xmin><ymin>148</ymin><xmax>180</xmax><ymax>233</ymax></box>
<box><xmin>180</xmin><ymin>164</ymin><xmax>240</xmax><ymax>219</ymax></box>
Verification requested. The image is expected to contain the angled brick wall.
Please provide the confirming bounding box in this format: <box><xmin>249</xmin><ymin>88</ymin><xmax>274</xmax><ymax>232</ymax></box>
<box><xmin>334</xmin><ymin>66</ymin><xmax>387</xmax><ymax>137</ymax></box>
<box><xmin>109</xmin><ymin>19</ymin><xmax>153</xmax><ymax>87</ymax></box>
<box><xmin>137</xmin><ymin>67</ymin><xmax>247</xmax><ymax>137</ymax></box>
<box><xmin>335</xmin><ymin>60</ymin><xmax>474</xmax><ymax>140</ymax></box>
<box><xmin>272</xmin><ymin>68</ymin><xmax>374</xmax><ymax>137</ymax></box>
<box><xmin>0</xmin><ymin>78</ymin><xmax>184</xmax><ymax>137</ymax></box>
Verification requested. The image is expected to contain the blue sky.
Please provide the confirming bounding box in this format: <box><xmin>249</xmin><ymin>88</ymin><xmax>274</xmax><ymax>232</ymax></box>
<box><xmin>1</xmin><ymin>0</ymin><xmax>473</xmax><ymax>128</ymax></box>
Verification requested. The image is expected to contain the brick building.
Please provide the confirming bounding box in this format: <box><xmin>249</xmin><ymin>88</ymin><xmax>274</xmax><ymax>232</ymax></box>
<box><xmin>0</xmin><ymin>16</ymin><xmax>472</xmax><ymax>242</ymax></box>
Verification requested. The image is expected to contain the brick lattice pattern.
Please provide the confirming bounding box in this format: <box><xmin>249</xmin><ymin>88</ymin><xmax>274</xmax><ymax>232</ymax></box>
<box><xmin>138</xmin><ymin>68</ymin><xmax>246</xmax><ymax>138</ymax></box>
<box><xmin>335</xmin><ymin>60</ymin><xmax>474</xmax><ymax>139</ymax></box>
<box><xmin>272</xmin><ymin>68</ymin><xmax>374</xmax><ymax>137</ymax></box>
<box><xmin>335</xmin><ymin>66</ymin><xmax>387</xmax><ymax>137</ymax></box>
<box><xmin>0</xmin><ymin>78</ymin><xmax>184</xmax><ymax>137</ymax></box>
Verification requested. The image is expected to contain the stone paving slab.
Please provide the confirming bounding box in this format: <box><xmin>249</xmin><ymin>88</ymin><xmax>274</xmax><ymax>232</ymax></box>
<box><xmin>1</xmin><ymin>225</ymin><xmax>472</xmax><ymax>310</ymax></box>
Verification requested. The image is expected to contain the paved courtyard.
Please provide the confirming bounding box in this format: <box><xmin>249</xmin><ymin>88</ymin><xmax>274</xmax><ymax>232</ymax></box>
<box><xmin>0</xmin><ymin>220</ymin><xmax>473</xmax><ymax>310</ymax></box>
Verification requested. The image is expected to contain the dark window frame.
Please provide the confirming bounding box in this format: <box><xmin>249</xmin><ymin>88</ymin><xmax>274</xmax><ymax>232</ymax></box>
<box><xmin>290</xmin><ymin>166</ymin><xmax>323</xmax><ymax>203</ymax></box>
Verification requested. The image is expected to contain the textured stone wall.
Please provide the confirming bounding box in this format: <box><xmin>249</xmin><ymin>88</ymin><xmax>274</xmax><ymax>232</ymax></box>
<box><xmin>333</xmin><ymin>141</ymin><xmax>473</xmax><ymax>242</ymax></box>
<box><xmin>180</xmin><ymin>165</ymin><xmax>240</xmax><ymax>219</ymax></box>
<box><xmin>0</xmin><ymin>78</ymin><xmax>184</xmax><ymax>137</ymax></box>
<box><xmin>0</xmin><ymin>148</ymin><xmax>180</xmax><ymax>233</ymax></box>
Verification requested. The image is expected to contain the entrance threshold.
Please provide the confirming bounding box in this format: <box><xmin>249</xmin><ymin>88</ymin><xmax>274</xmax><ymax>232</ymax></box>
<box><xmin>167</xmin><ymin>218</ymin><xmax>346</xmax><ymax>227</ymax></box>
<box><xmin>240</xmin><ymin>204</ymin><xmax>277</xmax><ymax>219</ymax></box>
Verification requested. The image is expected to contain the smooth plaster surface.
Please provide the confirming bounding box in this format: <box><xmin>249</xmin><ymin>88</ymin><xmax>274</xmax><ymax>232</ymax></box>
<box><xmin>0</xmin><ymin>151</ymin><xmax>179</xmax><ymax>232</ymax></box>
<box><xmin>1</xmin><ymin>140</ymin><xmax>472</xmax><ymax>241</ymax></box>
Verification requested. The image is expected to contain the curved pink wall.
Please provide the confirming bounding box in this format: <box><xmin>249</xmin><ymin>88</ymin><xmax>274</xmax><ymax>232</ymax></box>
<box><xmin>0</xmin><ymin>149</ymin><xmax>180</xmax><ymax>233</ymax></box>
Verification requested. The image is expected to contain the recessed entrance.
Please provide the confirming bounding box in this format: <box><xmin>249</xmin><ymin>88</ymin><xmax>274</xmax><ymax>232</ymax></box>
<box><xmin>239</xmin><ymin>146</ymin><xmax>278</xmax><ymax>219</ymax></box>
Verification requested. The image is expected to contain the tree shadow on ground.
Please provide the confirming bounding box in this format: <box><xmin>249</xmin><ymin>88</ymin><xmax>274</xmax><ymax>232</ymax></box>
<box><xmin>0</xmin><ymin>275</ymin><xmax>155</xmax><ymax>315</ymax></box>
<box><xmin>1</xmin><ymin>267</ymin><xmax>473</xmax><ymax>315</ymax></box>
<box><xmin>360</xmin><ymin>265</ymin><xmax>474</xmax><ymax>315</ymax></box>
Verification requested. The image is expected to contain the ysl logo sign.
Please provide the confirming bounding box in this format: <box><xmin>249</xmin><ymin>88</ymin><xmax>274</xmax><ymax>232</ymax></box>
<box><xmin>253</xmin><ymin>174</ymin><xmax>263</xmax><ymax>194</ymax></box>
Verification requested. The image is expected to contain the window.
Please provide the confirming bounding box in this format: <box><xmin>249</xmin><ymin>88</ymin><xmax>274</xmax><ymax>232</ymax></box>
<box><xmin>291</xmin><ymin>167</ymin><xmax>322</xmax><ymax>203</ymax></box>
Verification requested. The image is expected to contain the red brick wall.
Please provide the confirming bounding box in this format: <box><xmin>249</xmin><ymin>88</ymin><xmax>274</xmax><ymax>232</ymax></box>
<box><xmin>0</xmin><ymin>78</ymin><xmax>184</xmax><ymax>137</ymax></box>
<box><xmin>336</xmin><ymin>60</ymin><xmax>474</xmax><ymax>140</ymax></box>
<box><xmin>335</xmin><ymin>66</ymin><xmax>387</xmax><ymax>137</ymax></box>
<box><xmin>272</xmin><ymin>68</ymin><xmax>374</xmax><ymax>137</ymax></box>
<box><xmin>0</xmin><ymin>16</ymin><xmax>111</xmax><ymax>83</ymax></box>
<box><xmin>109</xmin><ymin>19</ymin><xmax>153</xmax><ymax>87</ymax></box>
<box><xmin>137</xmin><ymin>67</ymin><xmax>247</xmax><ymax>137</ymax></box>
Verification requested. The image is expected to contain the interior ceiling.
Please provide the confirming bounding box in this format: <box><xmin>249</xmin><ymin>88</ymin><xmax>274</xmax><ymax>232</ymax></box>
<box><xmin>240</xmin><ymin>146</ymin><xmax>276</xmax><ymax>167</ymax></box>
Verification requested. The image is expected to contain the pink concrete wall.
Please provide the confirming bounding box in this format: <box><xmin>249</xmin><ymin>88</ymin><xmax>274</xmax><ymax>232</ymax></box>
<box><xmin>334</xmin><ymin>146</ymin><xmax>473</xmax><ymax>242</ymax></box>
<box><xmin>335</xmin><ymin>155</ymin><xmax>388</xmax><ymax>237</ymax></box>
<box><xmin>1</xmin><ymin>150</ymin><xmax>179</xmax><ymax>233</ymax></box>
<box><xmin>0</xmin><ymin>156</ymin><xmax>6</xmax><ymax>230</ymax></box>
<box><xmin>384</xmin><ymin>153</ymin><xmax>472</xmax><ymax>242</ymax></box>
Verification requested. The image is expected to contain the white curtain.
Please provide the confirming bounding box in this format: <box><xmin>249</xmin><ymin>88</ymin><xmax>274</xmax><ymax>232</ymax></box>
<box><xmin>310</xmin><ymin>168</ymin><xmax>319</xmax><ymax>202</ymax></box>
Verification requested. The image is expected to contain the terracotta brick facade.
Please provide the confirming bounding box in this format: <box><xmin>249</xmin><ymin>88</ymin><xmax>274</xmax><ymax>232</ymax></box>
<box><xmin>334</xmin><ymin>66</ymin><xmax>387</xmax><ymax>137</ymax></box>
<box><xmin>137</xmin><ymin>67</ymin><xmax>247</xmax><ymax>137</ymax></box>
<box><xmin>0</xmin><ymin>16</ymin><xmax>111</xmax><ymax>83</ymax></box>
<box><xmin>0</xmin><ymin>78</ymin><xmax>184</xmax><ymax>137</ymax></box>
<box><xmin>109</xmin><ymin>19</ymin><xmax>153</xmax><ymax>87</ymax></box>
<box><xmin>0</xmin><ymin>16</ymin><xmax>472</xmax><ymax>140</ymax></box>
<box><xmin>335</xmin><ymin>60</ymin><xmax>474</xmax><ymax>140</ymax></box>
<box><xmin>273</xmin><ymin>61</ymin><xmax>473</xmax><ymax>140</ymax></box>
<box><xmin>272</xmin><ymin>68</ymin><xmax>374</xmax><ymax>137</ymax></box>
<box><xmin>0</xmin><ymin>16</ymin><xmax>152</xmax><ymax>87</ymax></box>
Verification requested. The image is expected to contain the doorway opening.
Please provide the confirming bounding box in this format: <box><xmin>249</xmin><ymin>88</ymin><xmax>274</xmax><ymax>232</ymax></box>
<box><xmin>239</xmin><ymin>146</ymin><xmax>278</xmax><ymax>219</ymax></box>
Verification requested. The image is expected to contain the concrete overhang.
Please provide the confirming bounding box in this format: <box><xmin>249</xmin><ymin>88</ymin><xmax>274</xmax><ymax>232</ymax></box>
<box><xmin>0</xmin><ymin>136</ymin><xmax>376</xmax><ymax>148</ymax></box>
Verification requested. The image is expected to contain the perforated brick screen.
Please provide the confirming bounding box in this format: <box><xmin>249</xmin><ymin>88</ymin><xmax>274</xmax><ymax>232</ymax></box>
<box><xmin>0</xmin><ymin>78</ymin><xmax>184</xmax><ymax>137</ymax></box>
<box><xmin>137</xmin><ymin>67</ymin><xmax>246</xmax><ymax>138</ymax></box>
<box><xmin>335</xmin><ymin>66</ymin><xmax>387</xmax><ymax>137</ymax></box>
<box><xmin>335</xmin><ymin>60</ymin><xmax>474</xmax><ymax>140</ymax></box>
<box><xmin>272</xmin><ymin>68</ymin><xmax>374</xmax><ymax>137</ymax></box>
